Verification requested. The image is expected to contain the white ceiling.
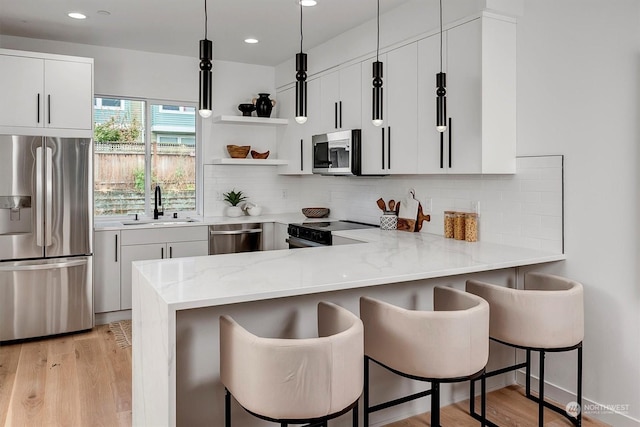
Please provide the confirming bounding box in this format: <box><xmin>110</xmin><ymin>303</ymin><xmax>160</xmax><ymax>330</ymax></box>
<box><xmin>0</xmin><ymin>0</ymin><xmax>411</xmax><ymax>66</ymax></box>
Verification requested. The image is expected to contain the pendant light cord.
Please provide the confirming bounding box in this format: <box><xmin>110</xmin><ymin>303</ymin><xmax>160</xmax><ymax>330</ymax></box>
<box><xmin>300</xmin><ymin>3</ymin><xmax>304</xmax><ymax>53</ymax></box>
<box><xmin>439</xmin><ymin>0</ymin><xmax>443</xmax><ymax>72</ymax></box>
<box><xmin>204</xmin><ymin>0</ymin><xmax>208</xmax><ymax>40</ymax></box>
<box><xmin>376</xmin><ymin>0</ymin><xmax>380</xmax><ymax>61</ymax></box>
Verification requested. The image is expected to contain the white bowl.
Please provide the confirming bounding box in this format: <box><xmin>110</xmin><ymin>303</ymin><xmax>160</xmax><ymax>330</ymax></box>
<box><xmin>247</xmin><ymin>206</ymin><xmax>262</xmax><ymax>216</ymax></box>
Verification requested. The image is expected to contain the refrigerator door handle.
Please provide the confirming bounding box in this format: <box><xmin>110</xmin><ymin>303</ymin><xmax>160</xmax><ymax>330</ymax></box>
<box><xmin>45</xmin><ymin>147</ymin><xmax>53</xmax><ymax>246</ymax></box>
<box><xmin>0</xmin><ymin>258</ymin><xmax>87</xmax><ymax>271</ymax></box>
<box><xmin>36</xmin><ymin>147</ymin><xmax>44</xmax><ymax>247</ymax></box>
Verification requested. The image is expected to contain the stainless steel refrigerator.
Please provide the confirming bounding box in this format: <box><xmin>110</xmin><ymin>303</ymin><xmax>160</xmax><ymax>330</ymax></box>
<box><xmin>0</xmin><ymin>135</ymin><xmax>93</xmax><ymax>341</ymax></box>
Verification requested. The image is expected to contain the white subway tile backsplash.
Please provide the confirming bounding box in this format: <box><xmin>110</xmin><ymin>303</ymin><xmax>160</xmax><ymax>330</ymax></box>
<box><xmin>202</xmin><ymin>156</ymin><xmax>563</xmax><ymax>253</ymax></box>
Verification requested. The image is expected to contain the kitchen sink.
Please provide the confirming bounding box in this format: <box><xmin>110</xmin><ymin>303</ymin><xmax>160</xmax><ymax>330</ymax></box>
<box><xmin>121</xmin><ymin>218</ymin><xmax>200</xmax><ymax>226</ymax></box>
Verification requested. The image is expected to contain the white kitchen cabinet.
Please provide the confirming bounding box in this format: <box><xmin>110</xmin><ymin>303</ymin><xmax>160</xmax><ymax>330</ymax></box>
<box><xmin>319</xmin><ymin>63</ymin><xmax>361</xmax><ymax>132</ymax></box>
<box><xmin>273</xmin><ymin>222</ymin><xmax>290</xmax><ymax>250</ymax></box>
<box><xmin>417</xmin><ymin>15</ymin><xmax>516</xmax><ymax>174</ymax></box>
<box><xmin>94</xmin><ymin>230</ymin><xmax>121</xmax><ymax>313</ymax></box>
<box><xmin>276</xmin><ymin>79</ymin><xmax>320</xmax><ymax>175</ymax></box>
<box><xmin>119</xmin><ymin>226</ymin><xmax>208</xmax><ymax>310</ymax></box>
<box><xmin>0</xmin><ymin>50</ymin><xmax>93</xmax><ymax>133</ymax></box>
<box><xmin>360</xmin><ymin>43</ymin><xmax>418</xmax><ymax>175</ymax></box>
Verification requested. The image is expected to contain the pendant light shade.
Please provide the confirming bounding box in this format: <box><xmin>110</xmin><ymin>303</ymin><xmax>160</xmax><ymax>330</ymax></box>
<box><xmin>198</xmin><ymin>0</ymin><xmax>213</xmax><ymax>118</ymax></box>
<box><xmin>199</xmin><ymin>39</ymin><xmax>213</xmax><ymax>118</ymax></box>
<box><xmin>372</xmin><ymin>0</ymin><xmax>383</xmax><ymax>127</ymax></box>
<box><xmin>295</xmin><ymin>52</ymin><xmax>307</xmax><ymax>124</ymax></box>
<box><xmin>295</xmin><ymin>4</ymin><xmax>308</xmax><ymax>124</ymax></box>
<box><xmin>372</xmin><ymin>61</ymin><xmax>383</xmax><ymax>126</ymax></box>
<box><xmin>435</xmin><ymin>0</ymin><xmax>446</xmax><ymax>132</ymax></box>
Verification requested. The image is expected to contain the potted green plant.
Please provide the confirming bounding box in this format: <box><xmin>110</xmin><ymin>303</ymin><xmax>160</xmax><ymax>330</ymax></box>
<box><xmin>223</xmin><ymin>189</ymin><xmax>247</xmax><ymax>217</ymax></box>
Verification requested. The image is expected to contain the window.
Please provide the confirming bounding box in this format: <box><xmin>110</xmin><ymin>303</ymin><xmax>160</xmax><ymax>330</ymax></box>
<box><xmin>94</xmin><ymin>97</ymin><xmax>125</xmax><ymax>110</ymax></box>
<box><xmin>93</xmin><ymin>97</ymin><xmax>197</xmax><ymax>217</ymax></box>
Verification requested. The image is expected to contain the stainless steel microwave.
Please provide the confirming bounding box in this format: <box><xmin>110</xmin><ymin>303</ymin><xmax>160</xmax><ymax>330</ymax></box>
<box><xmin>312</xmin><ymin>129</ymin><xmax>362</xmax><ymax>175</ymax></box>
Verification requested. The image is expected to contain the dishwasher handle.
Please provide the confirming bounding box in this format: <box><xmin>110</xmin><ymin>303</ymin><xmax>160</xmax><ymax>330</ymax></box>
<box><xmin>210</xmin><ymin>228</ymin><xmax>262</xmax><ymax>236</ymax></box>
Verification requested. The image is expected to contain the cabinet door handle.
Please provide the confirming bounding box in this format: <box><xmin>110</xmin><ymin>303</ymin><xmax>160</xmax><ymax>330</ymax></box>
<box><xmin>381</xmin><ymin>127</ymin><xmax>385</xmax><ymax>169</ymax></box>
<box><xmin>47</xmin><ymin>94</ymin><xmax>51</xmax><ymax>124</ymax></box>
<box><xmin>170</xmin><ymin>246</ymin><xmax>173</xmax><ymax>258</ymax></box>
<box><xmin>339</xmin><ymin>101</ymin><xmax>342</xmax><ymax>128</ymax></box>
<box><xmin>161</xmin><ymin>247</ymin><xmax>164</xmax><ymax>259</ymax></box>
<box><xmin>387</xmin><ymin>126</ymin><xmax>391</xmax><ymax>170</ymax></box>
<box><xmin>300</xmin><ymin>139</ymin><xmax>304</xmax><ymax>171</ymax></box>
<box><xmin>448</xmin><ymin>117</ymin><xmax>452</xmax><ymax>168</ymax></box>
<box><xmin>37</xmin><ymin>94</ymin><xmax>40</xmax><ymax>123</ymax></box>
<box><xmin>440</xmin><ymin>133</ymin><xmax>444</xmax><ymax>169</ymax></box>
<box><xmin>115</xmin><ymin>234</ymin><xmax>118</xmax><ymax>262</ymax></box>
<box><xmin>334</xmin><ymin>102</ymin><xmax>338</xmax><ymax>129</ymax></box>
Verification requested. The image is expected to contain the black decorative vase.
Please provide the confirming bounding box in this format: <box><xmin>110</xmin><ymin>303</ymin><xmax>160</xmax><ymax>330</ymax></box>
<box><xmin>252</xmin><ymin>93</ymin><xmax>276</xmax><ymax>118</ymax></box>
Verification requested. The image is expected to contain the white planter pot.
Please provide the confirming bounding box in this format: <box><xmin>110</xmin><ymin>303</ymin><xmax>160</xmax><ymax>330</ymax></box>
<box><xmin>226</xmin><ymin>206</ymin><xmax>243</xmax><ymax>217</ymax></box>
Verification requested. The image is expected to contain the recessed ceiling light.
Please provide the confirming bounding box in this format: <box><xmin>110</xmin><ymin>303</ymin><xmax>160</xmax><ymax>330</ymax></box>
<box><xmin>300</xmin><ymin>0</ymin><xmax>317</xmax><ymax>6</ymax></box>
<box><xmin>244</xmin><ymin>38</ymin><xmax>259</xmax><ymax>44</ymax></box>
<box><xmin>67</xmin><ymin>12</ymin><xmax>87</xmax><ymax>20</ymax></box>
<box><xmin>97</xmin><ymin>10</ymin><xmax>111</xmax><ymax>16</ymax></box>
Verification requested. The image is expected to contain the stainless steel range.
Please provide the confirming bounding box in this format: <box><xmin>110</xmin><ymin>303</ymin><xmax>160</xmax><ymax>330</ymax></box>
<box><xmin>287</xmin><ymin>220</ymin><xmax>377</xmax><ymax>248</ymax></box>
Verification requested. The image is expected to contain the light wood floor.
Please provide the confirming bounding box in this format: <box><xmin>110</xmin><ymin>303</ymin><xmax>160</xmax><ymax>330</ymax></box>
<box><xmin>0</xmin><ymin>326</ymin><xmax>609</xmax><ymax>427</ymax></box>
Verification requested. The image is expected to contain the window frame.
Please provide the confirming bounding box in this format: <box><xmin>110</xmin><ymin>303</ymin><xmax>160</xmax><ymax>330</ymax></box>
<box><xmin>94</xmin><ymin>95</ymin><xmax>201</xmax><ymax>219</ymax></box>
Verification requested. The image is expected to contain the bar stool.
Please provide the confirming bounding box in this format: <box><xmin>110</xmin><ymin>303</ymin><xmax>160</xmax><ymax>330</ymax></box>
<box><xmin>219</xmin><ymin>301</ymin><xmax>363</xmax><ymax>427</ymax></box>
<box><xmin>466</xmin><ymin>272</ymin><xmax>584</xmax><ymax>427</ymax></box>
<box><xmin>360</xmin><ymin>286</ymin><xmax>489</xmax><ymax>426</ymax></box>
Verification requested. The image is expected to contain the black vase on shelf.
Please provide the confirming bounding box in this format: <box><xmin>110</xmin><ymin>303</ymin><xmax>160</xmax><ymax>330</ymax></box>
<box><xmin>252</xmin><ymin>93</ymin><xmax>276</xmax><ymax>118</ymax></box>
<box><xmin>238</xmin><ymin>103</ymin><xmax>256</xmax><ymax>117</ymax></box>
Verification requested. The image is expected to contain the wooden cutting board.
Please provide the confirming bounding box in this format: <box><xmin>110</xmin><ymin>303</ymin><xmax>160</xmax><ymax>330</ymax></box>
<box><xmin>397</xmin><ymin>191</ymin><xmax>419</xmax><ymax>231</ymax></box>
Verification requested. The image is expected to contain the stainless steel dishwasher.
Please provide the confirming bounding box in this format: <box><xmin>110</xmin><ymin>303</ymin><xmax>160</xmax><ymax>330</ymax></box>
<box><xmin>208</xmin><ymin>223</ymin><xmax>262</xmax><ymax>255</ymax></box>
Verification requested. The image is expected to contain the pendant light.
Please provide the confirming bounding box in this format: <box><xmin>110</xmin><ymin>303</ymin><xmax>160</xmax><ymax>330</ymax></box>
<box><xmin>198</xmin><ymin>0</ymin><xmax>213</xmax><ymax>118</ymax></box>
<box><xmin>295</xmin><ymin>3</ymin><xmax>308</xmax><ymax>124</ymax></box>
<box><xmin>435</xmin><ymin>0</ymin><xmax>446</xmax><ymax>132</ymax></box>
<box><xmin>372</xmin><ymin>0</ymin><xmax>383</xmax><ymax>127</ymax></box>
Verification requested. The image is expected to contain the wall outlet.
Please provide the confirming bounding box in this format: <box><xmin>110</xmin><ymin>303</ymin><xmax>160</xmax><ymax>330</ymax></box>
<box><xmin>424</xmin><ymin>197</ymin><xmax>433</xmax><ymax>213</ymax></box>
<box><xmin>282</xmin><ymin>189</ymin><xmax>288</xmax><ymax>199</ymax></box>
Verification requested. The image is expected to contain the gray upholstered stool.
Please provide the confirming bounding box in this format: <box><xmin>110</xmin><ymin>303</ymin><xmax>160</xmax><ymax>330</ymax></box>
<box><xmin>220</xmin><ymin>301</ymin><xmax>363</xmax><ymax>427</ymax></box>
<box><xmin>466</xmin><ymin>272</ymin><xmax>584</xmax><ymax>427</ymax></box>
<box><xmin>360</xmin><ymin>286</ymin><xmax>489</xmax><ymax>426</ymax></box>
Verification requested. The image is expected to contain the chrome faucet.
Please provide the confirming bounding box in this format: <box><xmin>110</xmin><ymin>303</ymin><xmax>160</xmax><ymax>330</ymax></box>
<box><xmin>154</xmin><ymin>185</ymin><xmax>164</xmax><ymax>220</ymax></box>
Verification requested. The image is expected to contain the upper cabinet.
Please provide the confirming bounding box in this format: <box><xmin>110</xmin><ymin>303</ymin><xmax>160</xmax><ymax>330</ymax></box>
<box><xmin>417</xmin><ymin>15</ymin><xmax>516</xmax><ymax>174</ymax></box>
<box><xmin>276</xmin><ymin>79</ymin><xmax>320</xmax><ymax>175</ymax></box>
<box><xmin>0</xmin><ymin>49</ymin><xmax>93</xmax><ymax>136</ymax></box>
<box><xmin>319</xmin><ymin>63</ymin><xmax>361</xmax><ymax>133</ymax></box>
<box><xmin>360</xmin><ymin>43</ymin><xmax>419</xmax><ymax>175</ymax></box>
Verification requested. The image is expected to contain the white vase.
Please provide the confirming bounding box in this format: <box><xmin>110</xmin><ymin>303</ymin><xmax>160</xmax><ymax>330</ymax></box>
<box><xmin>226</xmin><ymin>206</ymin><xmax>243</xmax><ymax>217</ymax></box>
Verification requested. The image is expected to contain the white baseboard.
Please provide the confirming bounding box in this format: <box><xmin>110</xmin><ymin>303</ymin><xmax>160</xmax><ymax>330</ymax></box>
<box><xmin>515</xmin><ymin>370</ymin><xmax>640</xmax><ymax>427</ymax></box>
<box><xmin>95</xmin><ymin>310</ymin><xmax>131</xmax><ymax>325</ymax></box>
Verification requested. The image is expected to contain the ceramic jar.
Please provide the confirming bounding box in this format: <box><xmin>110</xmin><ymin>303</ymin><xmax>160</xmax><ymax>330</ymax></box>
<box><xmin>252</xmin><ymin>93</ymin><xmax>276</xmax><ymax>118</ymax></box>
<box><xmin>380</xmin><ymin>211</ymin><xmax>398</xmax><ymax>230</ymax></box>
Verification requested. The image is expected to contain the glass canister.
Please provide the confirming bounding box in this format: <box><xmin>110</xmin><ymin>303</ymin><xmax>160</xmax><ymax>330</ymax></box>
<box><xmin>454</xmin><ymin>212</ymin><xmax>466</xmax><ymax>240</ymax></box>
<box><xmin>465</xmin><ymin>213</ymin><xmax>479</xmax><ymax>242</ymax></box>
<box><xmin>380</xmin><ymin>211</ymin><xmax>398</xmax><ymax>230</ymax></box>
<box><xmin>444</xmin><ymin>211</ymin><xmax>455</xmax><ymax>238</ymax></box>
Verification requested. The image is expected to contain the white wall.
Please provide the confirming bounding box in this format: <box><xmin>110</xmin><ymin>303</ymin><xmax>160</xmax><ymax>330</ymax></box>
<box><xmin>516</xmin><ymin>1</ymin><xmax>640</xmax><ymax>425</ymax></box>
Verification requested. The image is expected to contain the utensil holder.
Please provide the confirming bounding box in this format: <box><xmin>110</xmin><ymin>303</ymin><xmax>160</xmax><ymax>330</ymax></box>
<box><xmin>380</xmin><ymin>212</ymin><xmax>398</xmax><ymax>230</ymax></box>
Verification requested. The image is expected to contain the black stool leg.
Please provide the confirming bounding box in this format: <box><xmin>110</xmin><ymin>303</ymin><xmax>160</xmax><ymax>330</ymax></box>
<box><xmin>280</xmin><ymin>423</ymin><xmax>287</xmax><ymax>427</ymax></box>
<box><xmin>539</xmin><ymin>350</ymin><xmax>545</xmax><ymax>427</ymax></box>
<box><xmin>363</xmin><ymin>356</ymin><xmax>369</xmax><ymax>427</ymax></box>
<box><xmin>352</xmin><ymin>399</ymin><xmax>358</xmax><ymax>427</ymax></box>
<box><xmin>431</xmin><ymin>381</ymin><xmax>440</xmax><ymax>427</ymax></box>
<box><xmin>225</xmin><ymin>388</ymin><xmax>231</xmax><ymax>427</ymax></box>
<box><xmin>526</xmin><ymin>348</ymin><xmax>531</xmax><ymax>397</ymax></box>
<box><xmin>481</xmin><ymin>374</ymin><xmax>487</xmax><ymax>426</ymax></box>
<box><xmin>577</xmin><ymin>345</ymin><xmax>583</xmax><ymax>426</ymax></box>
<box><xmin>469</xmin><ymin>377</ymin><xmax>476</xmax><ymax>417</ymax></box>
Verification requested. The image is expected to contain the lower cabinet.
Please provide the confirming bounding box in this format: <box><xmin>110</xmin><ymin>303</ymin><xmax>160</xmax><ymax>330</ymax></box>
<box><xmin>94</xmin><ymin>226</ymin><xmax>208</xmax><ymax>313</ymax></box>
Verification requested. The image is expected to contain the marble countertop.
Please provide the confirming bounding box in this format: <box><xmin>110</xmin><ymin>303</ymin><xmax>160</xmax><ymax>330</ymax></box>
<box><xmin>94</xmin><ymin>213</ymin><xmax>333</xmax><ymax>230</ymax></box>
<box><xmin>132</xmin><ymin>228</ymin><xmax>565</xmax><ymax>311</ymax></box>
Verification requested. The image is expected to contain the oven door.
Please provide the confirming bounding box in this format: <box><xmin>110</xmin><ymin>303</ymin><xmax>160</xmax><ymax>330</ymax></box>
<box><xmin>286</xmin><ymin>236</ymin><xmax>327</xmax><ymax>249</ymax></box>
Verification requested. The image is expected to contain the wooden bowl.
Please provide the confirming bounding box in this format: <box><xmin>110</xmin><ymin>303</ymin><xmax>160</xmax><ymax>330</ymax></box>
<box><xmin>251</xmin><ymin>150</ymin><xmax>270</xmax><ymax>159</ymax></box>
<box><xmin>302</xmin><ymin>207</ymin><xmax>330</xmax><ymax>218</ymax></box>
<box><xmin>227</xmin><ymin>145</ymin><xmax>250</xmax><ymax>159</ymax></box>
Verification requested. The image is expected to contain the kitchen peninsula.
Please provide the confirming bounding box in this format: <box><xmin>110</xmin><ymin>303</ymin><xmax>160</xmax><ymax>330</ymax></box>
<box><xmin>132</xmin><ymin>227</ymin><xmax>564</xmax><ymax>426</ymax></box>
